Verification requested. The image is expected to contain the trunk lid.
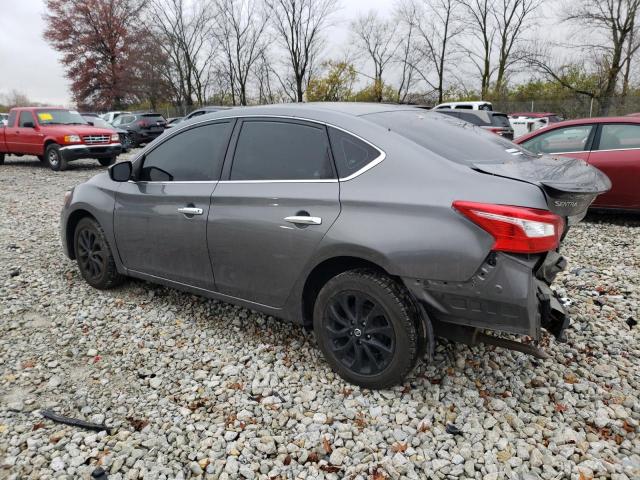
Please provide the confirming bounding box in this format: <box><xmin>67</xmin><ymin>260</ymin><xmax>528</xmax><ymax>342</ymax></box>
<box><xmin>473</xmin><ymin>155</ymin><xmax>611</xmax><ymax>217</ymax></box>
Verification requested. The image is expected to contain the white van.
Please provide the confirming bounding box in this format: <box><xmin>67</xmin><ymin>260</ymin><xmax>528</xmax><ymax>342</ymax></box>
<box><xmin>433</xmin><ymin>101</ymin><xmax>493</xmax><ymax>111</ymax></box>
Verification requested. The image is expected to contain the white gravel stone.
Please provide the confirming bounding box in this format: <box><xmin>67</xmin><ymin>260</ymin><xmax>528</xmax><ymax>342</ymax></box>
<box><xmin>0</xmin><ymin>153</ymin><xmax>638</xmax><ymax>479</ymax></box>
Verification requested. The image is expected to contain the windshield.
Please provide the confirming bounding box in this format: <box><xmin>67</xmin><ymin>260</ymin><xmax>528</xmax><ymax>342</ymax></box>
<box><xmin>36</xmin><ymin>109</ymin><xmax>88</xmax><ymax>126</ymax></box>
<box><xmin>84</xmin><ymin>116</ymin><xmax>113</xmax><ymax>129</ymax></box>
<box><xmin>366</xmin><ymin>110</ymin><xmax>535</xmax><ymax>164</ymax></box>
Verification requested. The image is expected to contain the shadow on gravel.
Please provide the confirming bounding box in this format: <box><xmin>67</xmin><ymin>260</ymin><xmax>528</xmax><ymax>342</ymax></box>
<box><xmin>583</xmin><ymin>209</ymin><xmax>640</xmax><ymax>226</ymax></box>
<box><xmin>2</xmin><ymin>156</ymin><xmax>107</xmax><ymax>172</ymax></box>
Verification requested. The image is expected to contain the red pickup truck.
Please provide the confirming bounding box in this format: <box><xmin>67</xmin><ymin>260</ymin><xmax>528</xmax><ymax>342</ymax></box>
<box><xmin>0</xmin><ymin>107</ymin><xmax>122</xmax><ymax>171</ymax></box>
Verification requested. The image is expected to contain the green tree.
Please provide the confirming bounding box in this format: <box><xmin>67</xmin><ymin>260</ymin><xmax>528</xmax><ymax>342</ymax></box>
<box><xmin>306</xmin><ymin>61</ymin><xmax>357</xmax><ymax>101</ymax></box>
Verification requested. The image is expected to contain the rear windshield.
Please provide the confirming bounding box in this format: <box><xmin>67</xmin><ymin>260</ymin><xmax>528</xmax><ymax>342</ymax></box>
<box><xmin>35</xmin><ymin>109</ymin><xmax>87</xmax><ymax>126</ymax></box>
<box><xmin>366</xmin><ymin>110</ymin><xmax>533</xmax><ymax>165</ymax></box>
<box><xmin>491</xmin><ymin>113</ymin><xmax>511</xmax><ymax>127</ymax></box>
<box><xmin>141</xmin><ymin>113</ymin><xmax>165</xmax><ymax>121</ymax></box>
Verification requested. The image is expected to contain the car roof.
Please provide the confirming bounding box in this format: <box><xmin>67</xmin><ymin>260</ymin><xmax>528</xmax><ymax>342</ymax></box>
<box><xmin>177</xmin><ymin>103</ymin><xmax>423</xmax><ymax>128</ymax></box>
<box><xmin>510</xmin><ymin>112</ymin><xmax>558</xmax><ymax>118</ymax></box>
<box><xmin>515</xmin><ymin>116</ymin><xmax>640</xmax><ymax>143</ymax></box>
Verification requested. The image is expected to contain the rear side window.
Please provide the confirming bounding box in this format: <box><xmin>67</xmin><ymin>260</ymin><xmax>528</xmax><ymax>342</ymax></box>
<box><xmin>328</xmin><ymin>127</ymin><xmax>381</xmax><ymax>178</ymax></box>
<box><xmin>598</xmin><ymin>124</ymin><xmax>640</xmax><ymax>150</ymax></box>
<box><xmin>19</xmin><ymin>111</ymin><xmax>35</xmax><ymax>127</ymax></box>
<box><xmin>230</xmin><ymin>121</ymin><xmax>334</xmax><ymax>180</ymax></box>
<box><xmin>140</xmin><ymin>122</ymin><xmax>232</xmax><ymax>181</ymax></box>
<box><xmin>8</xmin><ymin>111</ymin><xmax>17</xmax><ymax>127</ymax></box>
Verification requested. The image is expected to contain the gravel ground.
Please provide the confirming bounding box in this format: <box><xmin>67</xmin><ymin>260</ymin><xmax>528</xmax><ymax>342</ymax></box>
<box><xmin>0</xmin><ymin>153</ymin><xmax>639</xmax><ymax>480</ymax></box>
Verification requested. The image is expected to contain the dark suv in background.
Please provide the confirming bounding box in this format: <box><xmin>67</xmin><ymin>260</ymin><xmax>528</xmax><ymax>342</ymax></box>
<box><xmin>112</xmin><ymin>112</ymin><xmax>167</xmax><ymax>147</ymax></box>
<box><xmin>435</xmin><ymin>110</ymin><xmax>515</xmax><ymax>139</ymax></box>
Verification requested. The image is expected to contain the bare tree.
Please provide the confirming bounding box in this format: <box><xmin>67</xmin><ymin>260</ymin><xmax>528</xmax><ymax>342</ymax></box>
<box><xmin>621</xmin><ymin>19</ymin><xmax>640</xmax><ymax>97</ymax></box>
<box><xmin>530</xmin><ymin>0</ymin><xmax>640</xmax><ymax>114</ymax></box>
<box><xmin>265</xmin><ymin>0</ymin><xmax>338</xmax><ymax>102</ymax></box>
<box><xmin>213</xmin><ymin>0</ymin><xmax>269</xmax><ymax>105</ymax></box>
<box><xmin>460</xmin><ymin>0</ymin><xmax>540</xmax><ymax>98</ymax></box>
<box><xmin>351</xmin><ymin>11</ymin><xmax>399</xmax><ymax>102</ymax></box>
<box><xmin>493</xmin><ymin>0</ymin><xmax>541</xmax><ymax>95</ymax></box>
<box><xmin>398</xmin><ymin>0</ymin><xmax>462</xmax><ymax>103</ymax></box>
<box><xmin>147</xmin><ymin>0</ymin><xmax>215</xmax><ymax>109</ymax></box>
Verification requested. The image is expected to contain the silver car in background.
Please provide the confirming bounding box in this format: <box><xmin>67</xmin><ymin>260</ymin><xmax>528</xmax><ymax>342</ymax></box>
<box><xmin>60</xmin><ymin>103</ymin><xmax>610</xmax><ymax>388</ymax></box>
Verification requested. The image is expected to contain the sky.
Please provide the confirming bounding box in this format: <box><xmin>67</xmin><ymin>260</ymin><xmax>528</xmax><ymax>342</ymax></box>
<box><xmin>0</xmin><ymin>0</ymin><xmax>560</xmax><ymax>107</ymax></box>
<box><xmin>0</xmin><ymin>0</ymin><xmax>395</xmax><ymax>106</ymax></box>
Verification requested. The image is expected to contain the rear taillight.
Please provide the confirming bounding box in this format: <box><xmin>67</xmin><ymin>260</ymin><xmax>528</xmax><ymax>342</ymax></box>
<box><xmin>453</xmin><ymin>201</ymin><xmax>564</xmax><ymax>253</ymax></box>
<box><xmin>138</xmin><ymin>120</ymin><xmax>148</xmax><ymax>127</ymax></box>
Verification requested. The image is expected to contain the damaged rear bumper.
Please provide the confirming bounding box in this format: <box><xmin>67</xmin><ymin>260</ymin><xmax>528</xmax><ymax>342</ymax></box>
<box><xmin>403</xmin><ymin>250</ymin><xmax>570</xmax><ymax>346</ymax></box>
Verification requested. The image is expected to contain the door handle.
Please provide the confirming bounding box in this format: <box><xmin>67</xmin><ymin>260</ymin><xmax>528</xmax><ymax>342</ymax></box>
<box><xmin>284</xmin><ymin>215</ymin><xmax>322</xmax><ymax>225</ymax></box>
<box><xmin>177</xmin><ymin>207</ymin><xmax>203</xmax><ymax>216</ymax></box>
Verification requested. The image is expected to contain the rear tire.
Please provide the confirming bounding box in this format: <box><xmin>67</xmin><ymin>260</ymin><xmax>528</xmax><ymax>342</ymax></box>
<box><xmin>99</xmin><ymin>156</ymin><xmax>116</xmax><ymax>167</ymax></box>
<box><xmin>45</xmin><ymin>144</ymin><xmax>67</xmax><ymax>171</ymax></box>
<box><xmin>74</xmin><ymin>217</ymin><xmax>124</xmax><ymax>289</ymax></box>
<box><xmin>313</xmin><ymin>269</ymin><xmax>420</xmax><ymax>389</ymax></box>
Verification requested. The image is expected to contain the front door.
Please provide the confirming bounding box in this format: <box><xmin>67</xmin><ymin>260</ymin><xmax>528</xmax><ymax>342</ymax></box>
<box><xmin>209</xmin><ymin>118</ymin><xmax>341</xmax><ymax>307</ymax></box>
<box><xmin>114</xmin><ymin>120</ymin><xmax>234</xmax><ymax>289</ymax></box>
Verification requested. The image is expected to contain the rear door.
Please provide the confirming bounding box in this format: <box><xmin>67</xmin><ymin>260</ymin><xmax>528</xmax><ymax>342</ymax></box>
<box><xmin>588</xmin><ymin>123</ymin><xmax>640</xmax><ymax>209</ymax></box>
<box><xmin>208</xmin><ymin>118</ymin><xmax>340</xmax><ymax>307</ymax></box>
<box><xmin>114</xmin><ymin>120</ymin><xmax>234</xmax><ymax>289</ymax></box>
<box><xmin>8</xmin><ymin>111</ymin><xmax>39</xmax><ymax>154</ymax></box>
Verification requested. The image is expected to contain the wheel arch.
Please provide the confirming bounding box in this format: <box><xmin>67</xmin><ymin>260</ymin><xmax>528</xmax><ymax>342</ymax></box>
<box><xmin>301</xmin><ymin>255</ymin><xmax>393</xmax><ymax>328</ymax></box>
<box><xmin>65</xmin><ymin>209</ymin><xmax>98</xmax><ymax>259</ymax></box>
<box><xmin>43</xmin><ymin>138</ymin><xmax>58</xmax><ymax>154</ymax></box>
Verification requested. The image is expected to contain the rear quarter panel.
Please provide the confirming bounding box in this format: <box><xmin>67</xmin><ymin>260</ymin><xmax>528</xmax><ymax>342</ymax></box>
<box><xmin>305</xmin><ymin>124</ymin><xmax>551</xmax><ymax>283</ymax></box>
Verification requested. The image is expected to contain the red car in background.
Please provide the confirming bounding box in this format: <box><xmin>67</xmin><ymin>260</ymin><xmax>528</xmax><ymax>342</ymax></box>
<box><xmin>0</xmin><ymin>107</ymin><xmax>122</xmax><ymax>171</ymax></box>
<box><xmin>515</xmin><ymin>117</ymin><xmax>640</xmax><ymax>211</ymax></box>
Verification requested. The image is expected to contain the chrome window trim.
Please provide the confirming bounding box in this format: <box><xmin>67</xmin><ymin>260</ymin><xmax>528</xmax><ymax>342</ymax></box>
<box><xmin>130</xmin><ymin>114</ymin><xmax>386</xmax><ymax>184</ymax></box>
<box><xmin>592</xmin><ymin>146</ymin><xmax>640</xmax><ymax>153</ymax></box>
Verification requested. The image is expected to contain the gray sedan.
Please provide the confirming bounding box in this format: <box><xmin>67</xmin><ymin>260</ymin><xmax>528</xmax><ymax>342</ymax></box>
<box><xmin>60</xmin><ymin>103</ymin><xmax>610</xmax><ymax>388</ymax></box>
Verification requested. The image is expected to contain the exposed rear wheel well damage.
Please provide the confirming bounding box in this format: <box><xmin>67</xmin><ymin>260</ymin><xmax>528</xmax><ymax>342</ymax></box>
<box><xmin>66</xmin><ymin>210</ymin><xmax>97</xmax><ymax>259</ymax></box>
<box><xmin>301</xmin><ymin>256</ymin><xmax>392</xmax><ymax>328</ymax></box>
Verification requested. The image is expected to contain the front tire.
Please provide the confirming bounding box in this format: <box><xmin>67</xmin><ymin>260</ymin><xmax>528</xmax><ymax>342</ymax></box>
<box><xmin>74</xmin><ymin>217</ymin><xmax>124</xmax><ymax>289</ymax></box>
<box><xmin>45</xmin><ymin>144</ymin><xmax>67</xmax><ymax>171</ymax></box>
<box><xmin>99</xmin><ymin>156</ymin><xmax>116</xmax><ymax>167</ymax></box>
<box><xmin>313</xmin><ymin>269</ymin><xmax>420</xmax><ymax>389</ymax></box>
<box><xmin>0</xmin><ymin>153</ymin><xmax>4</xmax><ymax>165</ymax></box>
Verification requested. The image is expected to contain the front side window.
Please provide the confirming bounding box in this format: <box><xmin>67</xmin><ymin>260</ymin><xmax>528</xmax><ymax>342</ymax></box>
<box><xmin>19</xmin><ymin>111</ymin><xmax>35</xmax><ymax>127</ymax></box>
<box><xmin>8</xmin><ymin>111</ymin><xmax>17</xmax><ymax>127</ymax></box>
<box><xmin>598</xmin><ymin>123</ymin><xmax>640</xmax><ymax>150</ymax></box>
<box><xmin>230</xmin><ymin>120</ymin><xmax>334</xmax><ymax>180</ymax></box>
<box><xmin>521</xmin><ymin>125</ymin><xmax>594</xmax><ymax>154</ymax></box>
<box><xmin>328</xmin><ymin>127</ymin><xmax>381</xmax><ymax>178</ymax></box>
<box><xmin>139</xmin><ymin>122</ymin><xmax>232</xmax><ymax>181</ymax></box>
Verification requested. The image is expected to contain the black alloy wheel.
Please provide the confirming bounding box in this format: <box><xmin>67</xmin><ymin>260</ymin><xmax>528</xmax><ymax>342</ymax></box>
<box><xmin>77</xmin><ymin>227</ymin><xmax>107</xmax><ymax>282</ymax></box>
<box><xmin>74</xmin><ymin>217</ymin><xmax>124</xmax><ymax>289</ymax></box>
<box><xmin>313</xmin><ymin>269</ymin><xmax>420</xmax><ymax>389</ymax></box>
<box><xmin>325</xmin><ymin>291</ymin><xmax>395</xmax><ymax>376</ymax></box>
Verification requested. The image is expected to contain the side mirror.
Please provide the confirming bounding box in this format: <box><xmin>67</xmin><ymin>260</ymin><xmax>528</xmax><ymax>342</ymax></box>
<box><xmin>109</xmin><ymin>161</ymin><xmax>132</xmax><ymax>182</ymax></box>
<box><xmin>23</xmin><ymin>121</ymin><xmax>35</xmax><ymax>128</ymax></box>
